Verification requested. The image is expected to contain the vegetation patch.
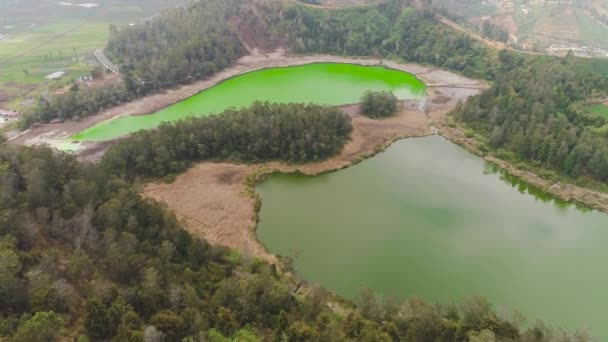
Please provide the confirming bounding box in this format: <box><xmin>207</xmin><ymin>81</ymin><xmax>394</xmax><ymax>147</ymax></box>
<box><xmin>102</xmin><ymin>102</ymin><xmax>353</xmax><ymax>179</ymax></box>
<box><xmin>360</xmin><ymin>90</ymin><xmax>398</xmax><ymax>118</ymax></box>
<box><xmin>586</xmin><ymin>103</ymin><xmax>608</xmax><ymax>119</ymax></box>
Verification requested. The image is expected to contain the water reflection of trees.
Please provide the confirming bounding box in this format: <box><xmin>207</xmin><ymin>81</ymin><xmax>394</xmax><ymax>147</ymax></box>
<box><xmin>482</xmin><ymin>161</ymin><xmax>591</xmax><ymax>212</ymax></box>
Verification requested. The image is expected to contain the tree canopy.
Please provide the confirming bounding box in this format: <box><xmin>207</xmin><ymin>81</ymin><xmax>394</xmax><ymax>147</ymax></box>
<box><xmin>360</xmin><ymin>90</ymin><xmax>399</xmax><ymax>118</ymax></box>
<box><xmin>0</xmin><ymin>141</ymin><xmax>587</xmax><ymax>341</ymax></box>
<box><xmin>102</xmin><ymin>102</ymin><xmax>353</xmax><ymax>179</ymax></box>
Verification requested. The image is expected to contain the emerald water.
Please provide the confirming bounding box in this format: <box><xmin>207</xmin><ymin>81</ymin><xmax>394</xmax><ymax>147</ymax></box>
<box><xmin>72</xmin><ymin>63</ymin><xmax>426</xmax><ymax>142</ymax></box>
<box><xmin>256</xmin><ymin>136</ymin><xmax>608</xmax><ymax>339</ymax></box>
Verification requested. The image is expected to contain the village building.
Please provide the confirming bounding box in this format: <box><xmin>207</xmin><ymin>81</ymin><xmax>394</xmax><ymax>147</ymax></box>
<box><xmin>0</xmin><ymin>109</ymin><xmax>20</xmax><ymax>121</ymax></box>
<box><xmin>45</xmin><ymin>71</ymin><xmax>65</xmax><ymax>79</ymax></box>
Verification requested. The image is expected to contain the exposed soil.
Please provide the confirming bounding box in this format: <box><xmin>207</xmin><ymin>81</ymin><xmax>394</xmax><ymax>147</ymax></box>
<box><xmin>143</xmin><ymin>65</ymin><xmax>485</xmax><ymax>262</ymax></box>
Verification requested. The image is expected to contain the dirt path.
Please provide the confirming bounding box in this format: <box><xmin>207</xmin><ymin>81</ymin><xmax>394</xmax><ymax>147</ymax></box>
<box><xmin>144</xmin><ymin>67</ymin><xmax>486</xmax><ymax>262</ymax></box>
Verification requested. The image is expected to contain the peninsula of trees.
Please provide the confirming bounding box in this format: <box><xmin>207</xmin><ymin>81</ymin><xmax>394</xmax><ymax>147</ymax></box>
<box><xmin>103</xmin><ymin>102</ymin><xmax>353</xmax><ymax>179</ymax></box>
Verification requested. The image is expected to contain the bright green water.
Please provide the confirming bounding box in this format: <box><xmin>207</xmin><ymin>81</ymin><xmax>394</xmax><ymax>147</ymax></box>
<box><xmin>72</xmin><ymin>63</ymin><xmax>426</xmax><ymax>142</ymax></box>
<box><xmin>256</xmin><ymin>136</ymin><xmax>608</xmax><ymax>339</ymax></box>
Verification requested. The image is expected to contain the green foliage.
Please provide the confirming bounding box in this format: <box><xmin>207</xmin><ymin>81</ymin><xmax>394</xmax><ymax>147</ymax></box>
<box><xmin>19</xmin><ymin>0</ymin><xmax>244</xmax><ymax>129</ymax></box>
<box><xmin>481</xmin><ymin>21</ymin><xmax>509</xmax><ymax>42</ymax></box>
<box><xmin>102</xmin><ymin>102</ymin><xmax>353</xmax><ymax>179</ymax></box>
<box><xmin>361</xmin><ymin>90</ymin><xmax>398</xmax><ymax>118</ymax></box>
<box><xmin>105</xmin><ymin>0</ymin><xmax>244</xmax><ymax>92</ymax></box>
<box><xmin>0</xmin><ymin>140</ymin><xmax>591</xmax><ymax>340</ymax></box>
<box><xmin>0</xmin><ymin>235</ymin><xmax>27</xmax><ymax>312</ymax></box>
<box><xmin>20</xmin><ymin>82</ymin><xmax>135</xmax><ymax>128</ymax></box>
<box><xmin>454</xmin><ymin>56</ymin><xmax>608</xmax><ymax>183</ymax></box>
<box><xmin>85</xmin><ymin>300</ymin><xmax>113</xmax><ymax>340</ymax></box>
<box><xmin>11</xmin><ymin>311</ymin><xmax>63</xmax><ymax>342</ymax></box>
<box><xmin>283</xmin><ymin>4</ymin><xmax>491</xmax><ymax>79</ymax></box>
<box><xmin>1</xmin><ymin>1</ymin><xmax>604</xmax><ymax>341</ymax></box>
<box><xmin>30</xmin><ymin>287</ymin><xmax>67</xmax><ymax>313</ymax></box>
<box><xmin>586</xmin><ymin>103</ymin><xmax>608</xmax><ymax>119</ymax></box>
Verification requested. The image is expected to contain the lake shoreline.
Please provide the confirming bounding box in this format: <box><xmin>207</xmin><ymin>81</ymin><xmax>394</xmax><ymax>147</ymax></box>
<box><xmin>143</xmin><ymin>62</ymin><xmax>486</xmax><ymax>262</ymax></box>
<box><xmin>439</xmin><ymin>121</ymin><xmax>608</xmax><ymax>215</ymax></box>
<box><xmin>8</xmin><ymin>50</ymin><xmax>483</xmax><ymax>159</ymax></box>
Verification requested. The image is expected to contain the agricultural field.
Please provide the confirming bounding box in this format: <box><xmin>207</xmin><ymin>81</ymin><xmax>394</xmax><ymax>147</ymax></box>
<box><xmin>0</xmin><ymin>0</ymin><xmax>185</xmax><ymax>109</ymax></box>
<box><xmin>525</xmin><ymin>5</ymin><xmax>608</xmax><ymax>48</ymax></box>
<box><xmin>431</xmin><ymin>0</ymin><xmax>608</xmax><ymax>55</ymax></box>
<box><xmin>296</xmin><ymin>0</ymin><xmax>383</xmax><ymax>7</ymax></box>
<box><xmin>0</xmin><ymin>21</ymin><xmax>109</xmax><ymax>106</ymax></box>
<box><xmin>431</xmin><ymin>0</ymin><xmax>499</xmax><ymax>19</ymax></box>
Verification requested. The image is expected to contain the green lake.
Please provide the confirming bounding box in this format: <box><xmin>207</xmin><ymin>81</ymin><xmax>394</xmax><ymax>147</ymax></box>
<box><xmin>72</xmin><ymin>63</ymin><xmax>426</xmax><ymax>142</ymax></box>
<box><xmin>256</xmin><ymin>136</ymin><xmax>608</xmax><ymax>339</ymax></box>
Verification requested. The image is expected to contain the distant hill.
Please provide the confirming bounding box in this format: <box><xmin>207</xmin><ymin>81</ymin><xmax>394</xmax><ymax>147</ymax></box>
<box><xmin>430</xmin><ymin>0</ymin><xmax>608</xmax><ymax>57</ymax></box>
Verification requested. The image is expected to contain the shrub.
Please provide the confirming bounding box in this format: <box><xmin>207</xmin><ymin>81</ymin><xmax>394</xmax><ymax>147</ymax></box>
<box><xmin>360</xmin><ymin>91</ymin><xmax>398</xmax><ymax>118</ymax></box>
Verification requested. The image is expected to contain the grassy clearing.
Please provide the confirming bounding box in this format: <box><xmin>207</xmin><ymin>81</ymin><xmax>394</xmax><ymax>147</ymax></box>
<box><xmin>586</xmin><ymin>103</ymin><xmax>608</xmax><ymax>119</ymax></box>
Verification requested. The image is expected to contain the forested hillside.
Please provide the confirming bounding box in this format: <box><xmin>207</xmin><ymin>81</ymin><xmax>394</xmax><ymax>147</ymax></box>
<box><xmin>1</xmin><ymin>126</ymin><xmax>586</xmax><ymax>342</ymax></box>
<box><xmin>454</xmin><ymin>55</ymin><xmax>608</xmax><ymax>184</ymax></box>
<box><xmin>105</xmin><ymin>0</ymin><xmax>244</xmax><ymax>90</ymax></box>
<box><xmin>19</xmin><ymin>0</ymin><xmax>245</xmax><ymax>128</ymax></box>
<box><xmin>282</xmin><ymin>4</ymin><xmax>491</xmax><ymax>79</ymax></box>
<box><xmin>4</xmin><ymin>0</ymin><xmax>608</xmax><ymax>340</ymax></box>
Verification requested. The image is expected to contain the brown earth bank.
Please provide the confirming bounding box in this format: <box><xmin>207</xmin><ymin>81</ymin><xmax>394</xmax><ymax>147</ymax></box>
<box><xmin>7</xmin><ymin>50</ymin><xmax>484</xmax><ymax>155</ymax></box>
<box><xmin>144</xmin><ymin>68</ymin><xmax>485</xmax><ymax>262</ymax></box>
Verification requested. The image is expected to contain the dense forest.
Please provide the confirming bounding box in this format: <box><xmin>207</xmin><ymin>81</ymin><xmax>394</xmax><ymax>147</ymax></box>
<box><xmin>454</xmin><ymin>56</ymin><xmax>608</xmax><ymax>184</ymax></box>
<box><xmin>19</xmin><ymin>82</ymin><xmax>134</xmax><ymax>129</ymax></box>
<box><xmin>5</xmin><ymin>1</ymin><xmax>608</xmax><ymax>339</ymax></box>
<box><xmin>281</xmin><ymin>4</ymin><xmax>491</xmax><ymax>79</ymax></box>
<box><xmin>102</xmin><ymin>102</ymin><xmax>353</xmax><ymax>179</ymax></box>
<box><xmin>105</xmin><ymin>0</ymin><xmax>244</xmax><ymax>90</ymax></box>
<box><xmin>0</xmin><ymin>131</ymin><xmax>588</xmax><ymax>342</ymax></box>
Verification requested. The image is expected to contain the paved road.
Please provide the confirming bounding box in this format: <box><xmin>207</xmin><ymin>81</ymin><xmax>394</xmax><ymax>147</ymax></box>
<box><xmin>94</xmin><ymin>49</ymin><xmax>120</xmax><ymax>74</ymax></box>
